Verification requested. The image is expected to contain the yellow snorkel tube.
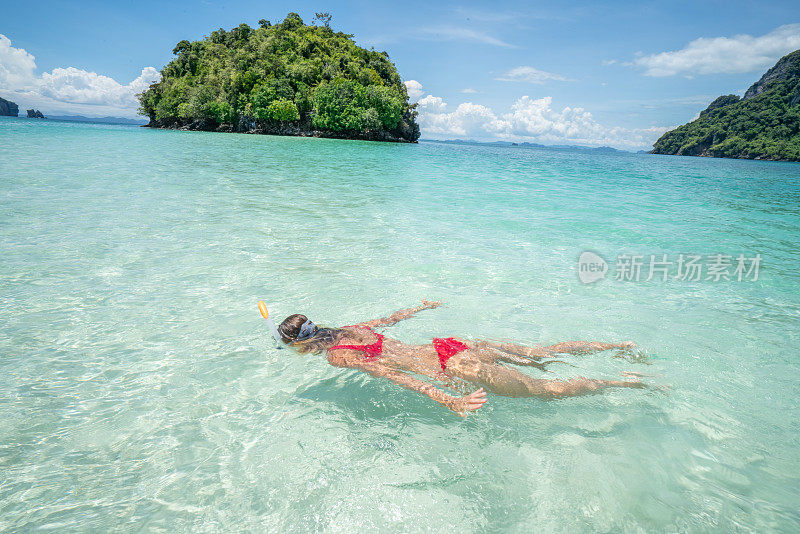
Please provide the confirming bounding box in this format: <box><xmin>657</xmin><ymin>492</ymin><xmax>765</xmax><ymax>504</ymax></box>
<box><xmin>258</xmin><ymin>301</ymin><xmax>285</xmax><ymax>349</ymax></box>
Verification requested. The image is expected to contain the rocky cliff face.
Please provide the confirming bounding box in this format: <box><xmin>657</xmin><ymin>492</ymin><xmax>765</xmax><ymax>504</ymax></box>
<box><xmin>0</xmin><ymin>97</ymin><xmax>19</xmax><ymax>117</ymax></box>
<box><xmin>26</xmin><ymin>109</ymin><xmax>46</xmax><ymax>119</ymax></box>
<box><xmin>743</xmin><ymin>50</ymin><xmax>800</xmax><ymax>101</ymax></box>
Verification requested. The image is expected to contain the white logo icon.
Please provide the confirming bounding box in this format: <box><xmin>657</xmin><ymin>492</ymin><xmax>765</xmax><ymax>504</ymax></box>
<box><xmin>578</xmin><ymin>251</ymin><xmax>608</xmax><ymax>284</ymax></box>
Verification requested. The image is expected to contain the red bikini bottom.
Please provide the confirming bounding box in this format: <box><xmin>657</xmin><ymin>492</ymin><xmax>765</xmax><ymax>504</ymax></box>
<box><xmin>432</xmin><ymin>338</ymin><xmax>469</xmax><ymax>371</ymax></box>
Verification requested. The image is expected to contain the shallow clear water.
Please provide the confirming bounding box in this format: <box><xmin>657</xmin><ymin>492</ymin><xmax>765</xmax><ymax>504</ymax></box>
<box><xmin>1</xmin><ymin>116</ymin><xmax>799</xmax><ymax>531</ymax></box>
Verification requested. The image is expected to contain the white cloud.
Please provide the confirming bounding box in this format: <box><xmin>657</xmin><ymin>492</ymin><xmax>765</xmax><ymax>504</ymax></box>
<box><xmin>496</xmin><ymin>66</ymin><xmax>572</xmax><ymax>84</ymax></box>
<box><xmin>460</xmin><ymin>88</ymin><xmax>478</xmax><ymax>93</ymax></box>
<box><xmin>502</xmin><ymin>96</ymin><xmax>598</xmax><ymax>138</ymax></box>
<box><xmin>38</xmin><ymin>66</ymin><xmax>160</xmax><ymax>107</ymax></box>
<box><xmin>417</xmin><ymin>94</ymin><xmax>448</xmax><ymax>113</ymax></box>
<box><xmin>417</xmin><ymin>98</ymin><xmax>503</xmax><ymax>137</ymax></box>
<box><xmin>404</xmin><ymin>80</ymin><xmax>424</xmax><ymax>103</ymax></box>
<box><xmin>417</xmin><ymin>26</ymin><xmax>515</xmax><ymax>48</ymax></box>
<box><xmin>633</xmin><ymin>24</ymin><xmax>800</xmax><ymax>76</ymax></box>
<box><xmin>0</xmin><ymin>34</ymin><xmax>37</xmax><ymax>89</ymax></box>
<box><xmin>0</xmin><ymin>33</ymin><xmax>159</xmax><ymax>117</ymax></box>
<box><xmin>129</xmin><ymin>67</ymin><xmax>161</xmax><ymax>95</ymax></box>
<box><xmin>415</xmin><ymin>90</ymin><xmax>669</xmax><ymax>150</ymax></box>
<box><xmin>601</xmin><ymin>59</ymin><xmax>617</xmax><ymax>66</ymax></box>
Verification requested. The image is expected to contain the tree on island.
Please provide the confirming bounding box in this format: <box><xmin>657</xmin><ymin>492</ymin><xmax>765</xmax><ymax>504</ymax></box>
<box><xmin>313</xmin><ymin>12</ymin><xmax>332</xmax><ymax>29</ymax></box>
<box><xmin>138</xmin><ymin>12</ymin><xmax>419</xmax><ymax>142</ymax></box>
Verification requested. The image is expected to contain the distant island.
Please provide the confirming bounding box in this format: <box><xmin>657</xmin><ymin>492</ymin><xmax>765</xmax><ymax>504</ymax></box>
<box><xmin>652</xmin><ymin>50</ymin><xmax>800</xmax><ymax>161</ymax></box>
<box><xmin>0</xmin><ymin>98</ymin><xmax>46</xmax><ymax>118</ymax></box>
<box><xmin>48</xmin><ymin>115</ymin><xmax>148</xmax><ymax>126</ymax></box>
<box><xmin>1</xmin><ymin>97</ymin><xmax>19</xmax><ymax>117</ymax></box>
<box><xmin>138</xmin><ymin>13</ymin><xmax>420</xmax><ymax>143</ymax></box>
<box><xmin>427</xmin><ymin>139</ymin><xmax>624</xmax><ymax>153</ymax></box>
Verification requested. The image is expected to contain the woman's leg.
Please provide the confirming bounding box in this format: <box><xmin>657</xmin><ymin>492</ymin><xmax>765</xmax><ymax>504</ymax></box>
<box><xmin>473</xmin><ymin>339</ymin><xmax>635</xmax><ymax>359</ymax></box>
<box><xmin>545</xmin><ymin>340</ymin><xmax>635</xmax><ymax>355</ymax></box>
<box><xmin>446</xmin><ymin>355</ymin><xmax>644</xmax><ymax>399</ymax></box>
<box><xmin>471</xmin><ymin>340</ymin><xmax>552</xmax><ymax>360</ymax></box>
<box><xmin>483</xmin><ymin>349</ymin><xmax>564</xmax><ymax>371</ymax></box>
<box><xmin>467</xmin><ymin>341</ymin><xmax>561</xmax><ymax>370</ymax></box>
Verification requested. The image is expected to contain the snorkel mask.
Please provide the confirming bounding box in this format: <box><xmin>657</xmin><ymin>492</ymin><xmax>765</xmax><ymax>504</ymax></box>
<box><xmin>258</xmin><ymin>301</ymin><xmax>285</xmax><ymax>349</ymax></box>
<box><xmin>295</xmin><ymin>319</ymin><xmax>318</xmax><ymax>341</ymax></box>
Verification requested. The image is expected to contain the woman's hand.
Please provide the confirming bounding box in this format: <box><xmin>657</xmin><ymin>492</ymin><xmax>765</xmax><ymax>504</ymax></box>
<box><xmin>421</xmin><ymin>300</ymin><xmax>442</xmax><ymax>309</ymax></box>
<box><xmin>446</xmin><ymin>388</ymin><xmax>487</xmax><ymax>416</ymax></box>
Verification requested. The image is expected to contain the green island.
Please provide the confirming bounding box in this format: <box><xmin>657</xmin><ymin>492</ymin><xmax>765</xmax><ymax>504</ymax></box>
<box><xmin>651</xmin><ymin>49</ymin><xmax>800</xmax><ymax>161</ymax></box>
<box><xmin>138</xmin><ymin>13</ymin><xmax>420</xmax><ymax>142</ymax></box>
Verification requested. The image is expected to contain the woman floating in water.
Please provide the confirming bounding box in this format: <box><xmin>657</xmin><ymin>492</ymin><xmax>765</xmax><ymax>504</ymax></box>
<box><xmin>268</xmin><ymin>301</ymin><xmax>646</xmax><ymax>415</ymax></box>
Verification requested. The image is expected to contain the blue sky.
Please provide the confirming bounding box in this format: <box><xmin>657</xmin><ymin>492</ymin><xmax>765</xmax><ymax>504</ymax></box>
<box><xmin>1</xmin><ymin>0</ymin><xmax>799</xmax><ymax>148</ymax></box>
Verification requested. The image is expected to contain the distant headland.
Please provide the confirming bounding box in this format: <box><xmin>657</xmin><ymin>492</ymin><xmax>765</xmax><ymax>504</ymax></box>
<box><xmin>1</xmin><ymin>97</ymin><xmax>19</xmax><ymax>117</ymax></box>
<box><xmin>138</xmin><ymin>13</ymin><xmax>420</xmax><ymax>143</ymax></box>
<box><xmin>652</xmin><ymin>49</ymin><xmax>800</xmax><ymax>161</ymax></box>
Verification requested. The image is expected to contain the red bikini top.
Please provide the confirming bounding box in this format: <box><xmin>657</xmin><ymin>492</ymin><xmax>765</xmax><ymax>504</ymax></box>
<box><xmin>328</xmin><ymin>325</ymin><xmax>384</xmax><ymax>360</ymax></box>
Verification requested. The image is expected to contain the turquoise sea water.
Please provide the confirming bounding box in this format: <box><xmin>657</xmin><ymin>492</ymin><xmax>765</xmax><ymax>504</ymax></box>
<box><xmin>1</xmin><ymin>116</ymin><xmax>799</xmax><ymax>532</ymax></box>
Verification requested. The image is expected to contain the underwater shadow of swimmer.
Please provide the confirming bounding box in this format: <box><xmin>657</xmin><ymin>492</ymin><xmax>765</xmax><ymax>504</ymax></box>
<box><xmin>294</xmin><ymin>371</ymin><xmax>465</xmax><ymax>422</ymax></box>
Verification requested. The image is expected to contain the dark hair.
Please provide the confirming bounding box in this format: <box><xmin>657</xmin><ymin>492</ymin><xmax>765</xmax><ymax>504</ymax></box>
<box><xmin>278</xmin><ymin>314</ymin><xmax>308</xmax><ymax>343</ymax></box>
<box><xmin>278</xmin><ymin>314</ymin><xmax>344</xmax><ymax>354</ymax></box>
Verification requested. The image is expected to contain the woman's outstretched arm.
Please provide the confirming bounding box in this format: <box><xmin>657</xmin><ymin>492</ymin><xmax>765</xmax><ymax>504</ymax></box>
<box><xmin>354</xmin><ymin>300</ymin><xmax>442</xmax><ymax>329</ymax></box>
<box><xmin>328</xmin><ymin>352</ymin><xmax>485</xmax><ymax>415</ymax></box>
